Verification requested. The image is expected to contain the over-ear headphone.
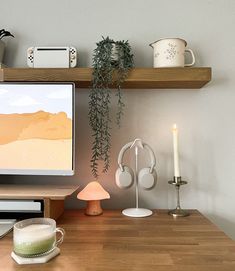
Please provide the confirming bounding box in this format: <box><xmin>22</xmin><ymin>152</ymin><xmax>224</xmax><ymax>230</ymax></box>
<box><xmin>115</xmin><ymin>141</ymin><xmax>157</xmax><ymax>190</ymax></box>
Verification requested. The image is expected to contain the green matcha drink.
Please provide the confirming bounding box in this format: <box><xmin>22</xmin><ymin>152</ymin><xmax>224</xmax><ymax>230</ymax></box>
<box><xmin>14</xmin><ymin>223</ymin><xmax>56</xmax><ymax>256</ymax></box>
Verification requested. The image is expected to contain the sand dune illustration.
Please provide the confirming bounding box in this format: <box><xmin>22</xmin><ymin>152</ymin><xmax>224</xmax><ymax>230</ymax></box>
<box><xmin>0</xmin><ymin>138</ymin><xmax>72</xmax><ymax>170</ymax></box>
<box><xmin>0</xmin><ymin>111</ymin><xmax>72</xmax><ymax>145</ymax></box>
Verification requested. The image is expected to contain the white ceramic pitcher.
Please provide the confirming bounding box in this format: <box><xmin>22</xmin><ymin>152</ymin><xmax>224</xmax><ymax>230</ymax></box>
<box><xmin>149</xmin><ymin>38</ymin><xmax>195</xmax><ymax>68</ymax></box>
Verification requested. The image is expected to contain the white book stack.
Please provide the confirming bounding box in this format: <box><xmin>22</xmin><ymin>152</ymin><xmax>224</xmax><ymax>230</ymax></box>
<box><xmin>0</xmin><ymin>200</ymin><xmax>42</xmax><ymax>212</ymax></box>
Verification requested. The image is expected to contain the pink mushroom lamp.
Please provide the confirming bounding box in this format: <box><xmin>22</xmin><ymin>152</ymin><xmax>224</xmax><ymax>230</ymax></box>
<box><xmin>77</xmin><ymin>181</ymin><xmax>110</xmax><ymax>216</ymax></box>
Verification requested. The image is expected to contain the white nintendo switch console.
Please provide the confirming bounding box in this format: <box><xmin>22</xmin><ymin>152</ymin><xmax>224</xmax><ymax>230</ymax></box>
<box><xmin>27</xmin><ymin>46</ymin><xmax>77</xmax><ymax>68</ymax></box>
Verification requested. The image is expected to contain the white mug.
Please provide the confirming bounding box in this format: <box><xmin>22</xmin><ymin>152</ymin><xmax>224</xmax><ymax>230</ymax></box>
<box><xmin>149</xmin><ymin>38</ymin><xmax>195</xmax><ymax>68</ymax></box>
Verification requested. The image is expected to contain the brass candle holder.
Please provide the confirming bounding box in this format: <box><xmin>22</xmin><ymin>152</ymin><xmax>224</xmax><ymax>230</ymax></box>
<box><xmin>168</xmin><ymin>176</ymin><xmax>189</xmax><ymax>217</ymax></box>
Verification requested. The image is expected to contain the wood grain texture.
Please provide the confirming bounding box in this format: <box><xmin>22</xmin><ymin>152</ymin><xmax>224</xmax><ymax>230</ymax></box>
<box><xmin>0</xmin><ymin>185</ymin><xmax>79</xmax><ymax>200</ymax></box>
<box><xmin>0</xmin><ymin>67</ymin><xmax>211</xmax><ymax>89</ymax></box>
<box><xmin>44</xmin><ymin>199</ymin><xmax>64</xmax><ymax>220</ymax></box>
<box><xmin>1</xmin><ymin>210</ymin><xmax>235</xmax><ymax>271</ymax></box>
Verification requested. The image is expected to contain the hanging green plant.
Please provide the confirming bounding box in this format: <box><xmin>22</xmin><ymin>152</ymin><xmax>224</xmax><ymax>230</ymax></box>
<box><xmin>89</xmin><ymin>36</ymin><xmax>134</xmax><ymax>178</ymax></box>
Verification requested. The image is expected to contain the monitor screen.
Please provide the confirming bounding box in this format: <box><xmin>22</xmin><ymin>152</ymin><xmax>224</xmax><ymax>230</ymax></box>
<box><xmin>0</xmin><ymin>82</ymin><xmax>75</xmax><ymax>175</ymax></box>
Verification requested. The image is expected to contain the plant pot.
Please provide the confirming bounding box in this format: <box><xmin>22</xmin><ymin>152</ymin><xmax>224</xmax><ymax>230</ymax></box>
<box><xmin>111</xmin><ymin>44</ymin><xmax>119</xmax><ymax>62</ymax></box>
<box><xmin>0</xmin><ymin>40</ymin><xmax>5</xmax><ymax>63</ymax></box>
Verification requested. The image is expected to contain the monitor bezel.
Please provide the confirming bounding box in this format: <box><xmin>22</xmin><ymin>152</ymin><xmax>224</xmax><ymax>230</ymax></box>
<box><xmin>0</xmin><ymin>82</ymin><xmax>75</xmax><ymax>176</ymax></box>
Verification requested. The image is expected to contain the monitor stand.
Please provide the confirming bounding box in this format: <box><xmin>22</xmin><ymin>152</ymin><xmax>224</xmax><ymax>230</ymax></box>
<box><xmin>0</xmin><ymin>185</ymin><xmax>79</xmax><ymax>220</ymax></box>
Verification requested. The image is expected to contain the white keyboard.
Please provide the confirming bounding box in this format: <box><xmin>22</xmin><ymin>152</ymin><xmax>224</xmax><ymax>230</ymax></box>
<box><xmin>0</xmin><ymin>219</ymin><xmax>16</xmax><ymax>238</ymax></box>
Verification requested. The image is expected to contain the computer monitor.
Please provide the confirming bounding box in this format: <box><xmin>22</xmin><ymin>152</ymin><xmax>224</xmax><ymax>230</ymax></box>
<box><xmin>0</xmin><ymin>82</ymin><xmax>75</xmax><ymax>175</ymax></box>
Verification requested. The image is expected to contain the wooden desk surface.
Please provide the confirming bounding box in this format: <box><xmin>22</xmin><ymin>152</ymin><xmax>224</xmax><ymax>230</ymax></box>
<box><xmin>1</xmin><ymin>210</ymin><xmax>235</xmax><ymax>271</ymax></box>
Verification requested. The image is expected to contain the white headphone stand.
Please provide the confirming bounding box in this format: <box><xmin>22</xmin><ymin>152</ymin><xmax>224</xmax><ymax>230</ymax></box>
<box><xmin>122</xmin><ymin>139</ymin><xmax>153</xmax><ymax>218</ymax></box>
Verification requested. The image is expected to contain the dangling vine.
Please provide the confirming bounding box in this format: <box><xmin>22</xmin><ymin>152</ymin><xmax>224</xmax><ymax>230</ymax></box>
<box><xmin>89</xmin><ymin>37</ymin><xmax>134</xmax><ymax>178</ymax></box>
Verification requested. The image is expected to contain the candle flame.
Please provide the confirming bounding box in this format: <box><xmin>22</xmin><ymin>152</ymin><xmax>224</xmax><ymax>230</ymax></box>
<box><xmin>172</xmin><ymin>124</ymin><xmax>177</xmax><ymax>131</ymax></box>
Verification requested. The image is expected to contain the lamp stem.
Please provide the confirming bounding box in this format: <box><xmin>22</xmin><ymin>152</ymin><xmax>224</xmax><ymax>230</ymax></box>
<box><xmin>85</xmin><ymin>200</ymin><xmax>102</xmax><ymax>216</ymax></box>
<box><xmin>135</xmin><ymin>146</ymin><xmax>139</xmax><ymax>209</ymax></box>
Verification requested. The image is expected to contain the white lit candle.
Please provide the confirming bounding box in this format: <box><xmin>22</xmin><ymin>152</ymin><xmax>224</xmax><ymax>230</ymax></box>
<box><xmin>172</xmin><ymin>124</ymin><xmax>180</xmax><ymax>177</ymax></box>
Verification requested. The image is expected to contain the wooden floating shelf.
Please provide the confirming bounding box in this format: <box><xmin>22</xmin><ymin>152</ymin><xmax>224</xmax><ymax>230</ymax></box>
<box><xmin>0</xmin><ymin>67</ymin><xmax>211</xmax><ymax>89</ymax></box>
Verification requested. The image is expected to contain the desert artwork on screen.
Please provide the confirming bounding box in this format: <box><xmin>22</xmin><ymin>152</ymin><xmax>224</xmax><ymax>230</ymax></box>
<box><xmin>0</xmin><ymin>83</ymin><xmax>74</xmax><ymax>175</ymax></box>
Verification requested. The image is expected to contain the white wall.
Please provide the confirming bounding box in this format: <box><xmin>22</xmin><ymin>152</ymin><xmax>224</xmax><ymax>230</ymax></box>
<box><xmin>1</xmin><ymin>0</ymin><xmax>235</xmax><ymax>239</ymax></box>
